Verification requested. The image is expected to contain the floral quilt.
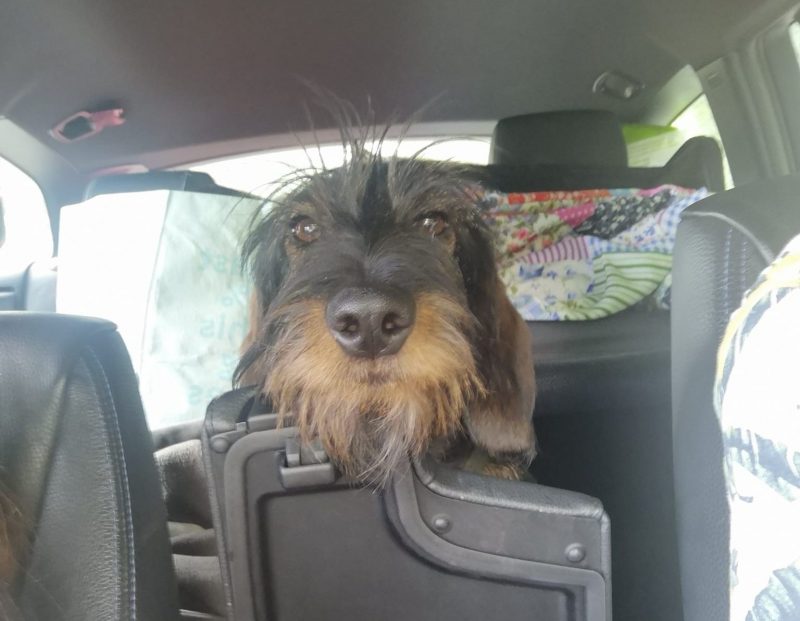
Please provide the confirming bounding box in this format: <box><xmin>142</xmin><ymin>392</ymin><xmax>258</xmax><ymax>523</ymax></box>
<box><xmin>480</xmin><ymin>185</ymin><xmax>710</xmax><ymax>320</ymax></box>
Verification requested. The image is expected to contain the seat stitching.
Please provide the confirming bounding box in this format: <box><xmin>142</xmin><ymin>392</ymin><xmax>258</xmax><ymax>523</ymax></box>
<box><xmin>84</xmin><ymin>346</ymin><xmax>136</xmax><ymax>620</ymax></box>
<box><xmin>722</xmin><ymin>228</ymin><xmax>733</xmax><ymax>321</ymax></box>
<box><xmin>71</xmin><ymin>352</ymin><xmax>123</xmax><ymax>618</ymax></box>
<box><xmin>739</xmin><ymin>234</ymin><xmax>749</xmax><ymax>301</ymax></box>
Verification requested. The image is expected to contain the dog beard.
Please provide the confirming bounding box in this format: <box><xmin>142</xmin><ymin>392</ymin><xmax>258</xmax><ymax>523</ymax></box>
<box><xmin>260</xmin><ymin>292</ymin><xmax>484</xmax><ymax>485</ymax></box>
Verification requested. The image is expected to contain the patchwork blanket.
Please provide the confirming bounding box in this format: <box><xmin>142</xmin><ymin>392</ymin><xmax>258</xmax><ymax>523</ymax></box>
<box><xmin>480</xmin><ymin>185</ymin><xmax>710</xmax><ymax>320</ymax></box>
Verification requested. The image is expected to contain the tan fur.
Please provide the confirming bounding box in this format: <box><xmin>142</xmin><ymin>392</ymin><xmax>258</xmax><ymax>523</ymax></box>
<box><xmin>480</xmin><ymin>462</ymin><xmax>525</xmax><ymax>481</ymax></box>
<box><xmin>259</xmin><ymin>293</ymin><xmax>484</xmax><ymax>483</ymax></box>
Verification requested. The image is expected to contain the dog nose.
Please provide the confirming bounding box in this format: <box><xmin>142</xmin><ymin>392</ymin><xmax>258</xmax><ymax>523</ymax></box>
<box><xmin>326</xmin><ymin>288</ymin><xmax>415</xmax><ymax>358</ymax></box>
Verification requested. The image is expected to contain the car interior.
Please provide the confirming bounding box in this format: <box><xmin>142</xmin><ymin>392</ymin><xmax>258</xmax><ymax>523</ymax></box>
<box><xmin>3</xmin><ymin>0</ymin><xmax>800</xmax><ymax>620</ymax></box>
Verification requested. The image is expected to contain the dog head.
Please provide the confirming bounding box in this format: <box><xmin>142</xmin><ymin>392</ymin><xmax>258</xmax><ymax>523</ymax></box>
<box><xmin>238</xmin><ymin>140</ymin><xmax>535</xmax><ymax>483</ymax></box>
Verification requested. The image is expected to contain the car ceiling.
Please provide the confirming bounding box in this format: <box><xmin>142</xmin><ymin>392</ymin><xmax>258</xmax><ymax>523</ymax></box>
<box><xmin>1</xmin><ymin>0</ymin><xmax>797</xmax><ymax>175</ymax></box>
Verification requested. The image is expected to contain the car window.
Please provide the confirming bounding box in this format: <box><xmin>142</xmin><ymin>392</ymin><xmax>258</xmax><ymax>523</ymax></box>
<box><xmin>624</xmin><ymin>96</ymin><xmax>733</xmax><ymax>188</ymax></box>
<box><xmin>0</xmin><ymin>157</ymin><xmax>52</xmax><ymax>271</ymax></box>
<box><xmin>190</xmin><ymin>137</ymin><xmax>491</xmax><ymax>196</ymax></box>
<box><xmin>57</xmin><ymin>189</ymin><xmax>258</xmax><ymax>431</ymax></box>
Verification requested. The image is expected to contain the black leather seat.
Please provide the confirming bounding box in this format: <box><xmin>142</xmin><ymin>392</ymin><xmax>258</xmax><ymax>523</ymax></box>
<box><xmin>0</xmin><ymin>313</ymin><xmax>180</xmax><ymax>620</ymax></box>
<box><xmin>671</xmin><ymin>174</ymin><xmax>800</xmax><ymax>621</ymax></box>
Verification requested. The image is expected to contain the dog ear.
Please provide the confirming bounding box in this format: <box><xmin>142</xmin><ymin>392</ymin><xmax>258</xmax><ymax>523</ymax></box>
<box><xmin>235</xmin><ymin>212</ymin><xmax>290</xmax><ymax>386</ymax></box>
<box><xmin>455</xmin><ymin>218</ymin><xmax>537</xmax><ymax>466</ymax></box>
<box><xmin>236</xmin><ymin>289</ymin><xmax>266</xmax><ymax>386</ymax></box>
<box><xmin>468</xmin><ymin>281</ymin><xmax>536</xmax><ymax>464</ymax></box>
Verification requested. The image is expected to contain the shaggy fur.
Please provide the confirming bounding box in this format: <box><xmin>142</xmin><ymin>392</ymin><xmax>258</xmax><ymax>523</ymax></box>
<box><xmin>237</xmin><ymin>126</ymin><xmax>536</xmax><ymax>484</ymax></box>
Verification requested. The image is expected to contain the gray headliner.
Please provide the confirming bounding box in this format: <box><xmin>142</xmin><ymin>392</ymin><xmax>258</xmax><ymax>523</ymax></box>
<box><xmin>1</xmin><ymin>0</ymin><xmax>797</xmax><ymax>175</ymax></box>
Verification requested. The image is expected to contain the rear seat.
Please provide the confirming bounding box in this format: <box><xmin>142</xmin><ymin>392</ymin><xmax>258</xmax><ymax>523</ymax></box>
<box><xmin>484</xmin><ymin>110</ymin><xmax>724</xmax><ymax>621</ymax></box>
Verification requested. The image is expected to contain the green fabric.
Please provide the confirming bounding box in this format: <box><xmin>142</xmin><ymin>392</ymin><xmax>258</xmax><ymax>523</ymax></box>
<box><xmin>622</xmin><ymin>123</ymin><xmax>677</xmax><ymax>144</ymax></box>
<box><xmin>555</xmin><ymin>252</ymin><xmax>673</xmax><ymax>320</ymax></box>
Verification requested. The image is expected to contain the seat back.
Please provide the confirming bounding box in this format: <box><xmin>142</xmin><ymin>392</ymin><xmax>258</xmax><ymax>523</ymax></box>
<box><xmin>486</xmin><ymin>110</ymin><xmax>724</xmax><ymax>621</ymax></box>
<box><xmin>0</xmin><ymin>313</ymin><xmax>180</xmax><ymax>621</ymax></box>
<box><xmin>203</xmin><ymin>389</ymin><xmax>611</xmax><ymax>621</ymax></box>
<box><xmin>671</xmin><ymin>174</ymin><xmax>800</xmax><ymax>621</ymax></box>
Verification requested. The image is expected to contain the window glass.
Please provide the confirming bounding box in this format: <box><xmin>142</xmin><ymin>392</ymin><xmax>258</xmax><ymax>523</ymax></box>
<box><xmin>624</xmin><ymin>95</ymin><xmax>733</xmax><ymax>189</ymax></box>
<box><xmin>623</xmin><ymin>124</ymin><xmax>686</xmax><ymax>168</ymax></box>
<box><xmin>190</xmin><ymin>137</ymin><xmax>491</xmax><ymax>196</ymax></box>
<box><xmin>0</xmin><ymin>157</ymin><xmax>53</xmax><ymax>270</ymax></box>
<box><xmin>58</xmin><ymin>190</ymin><xmax>256</xmax><ymax>430</ymax></box>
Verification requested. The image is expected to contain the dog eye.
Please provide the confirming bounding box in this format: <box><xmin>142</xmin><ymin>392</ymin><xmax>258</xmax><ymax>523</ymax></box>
<box><xmin>290</xmin><ymin>216</ymin><xmax>321</xmax><ymax>243</ymax></box>
<box><xmin>418</xmin><ymin>212</ymin><xmax>448</xmax><ymax>237</ymax></box>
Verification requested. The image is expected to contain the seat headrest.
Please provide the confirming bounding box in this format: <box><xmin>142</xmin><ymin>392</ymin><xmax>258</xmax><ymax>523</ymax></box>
<box><xmin>490</xmin><ymin>110</ymin><xmax>628</xmax><ymax>168</ymax></box>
